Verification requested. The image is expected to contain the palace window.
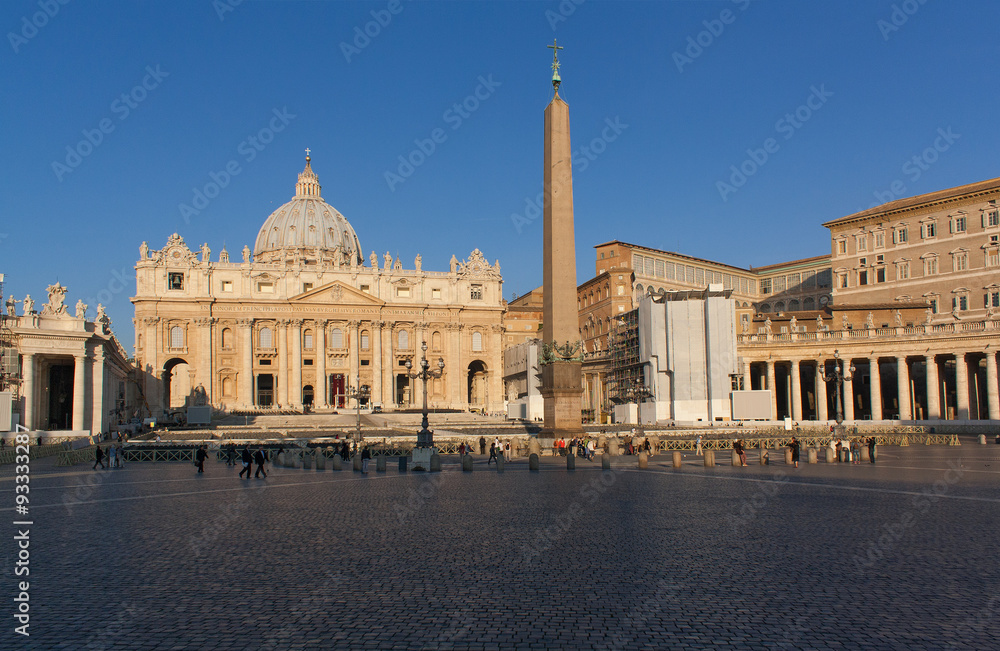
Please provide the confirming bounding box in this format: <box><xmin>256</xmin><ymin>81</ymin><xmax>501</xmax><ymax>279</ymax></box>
<box><xmin>259</xmin><ymin>327</ymin><xmax>273</xmax><ymax>349</ymax></box>
<box><xmin>170</xmin><ymin>326</ymin><xmax>184</xmax><ymax>349</ymax></box>
<box><xmin>953</xmin><ymin>251</ymin><xmax>968</xmax><ymax>272</ymax></box>
<box><xmin>985</xmin><ymin>291</ymin><xmax>1000</xmax><ymax>308</ymax></box>
<box><xmin>837</xmin><ymin>272</ymin><xmax>848</xmax><ymax>288</ymax></box>
<box><xmin>856</xmin><ymin>234</ymin><xmax>868</xmax><ymax>252</ymax></box>
<box><xmin>760</xmin><ymin>278</ymin><xmax>772</xmax><ymax>294</ymax></box>
<box><xmin>836</xmin><ymin>239</ymin><xmax>847</xmax><ymax>255</ymax></box>
<box><xmin>985</xmin><ymin>210</ymin><xmax>1000</xmax><ymax>228</ymax></box>
<box><xmin>858</xmin><ymin>269</ymin><xmax>868</xmax><ymax>286</ymax></box>
<box><xmin>470</xmin><ymin>285</ymin><xmax>483</xmax><ymax>300</ymax></box>
<box><xmin>893</xmin><ymin>226</ymin><xmax>908</xmax><ymax>244</ymax></box>
<box><xmin>987</xmin><ymin>249</ymin><xmax>1000</xmax><ymax>268</ymax></box>
<box><xmin>923</xmin><ymin>256</ymin><xmax>938</xmax><ymax>276</ymax></box>
<box><xmin>951</xmin><ymin>216</ymin><xmax>967</xmax><ymax>233</ymax></box>
<box><xmin>168</xmin><ymin>273</ymin><xmax>184</xmax><ymax>290</ymax></box>
<box><xmin>874</xmin><ymin>232</ymin><xmax>885</xmax><ymax>249</ymax></box>
<box><xmin>921</xmin><ymin>222</ymin><xmax>937</xmax><ymax>239</ymax></box>
<box><xmin>952</xmin><ymin>295</ymin><xmax>969</xmax><ymax>311</ymax></box>
<box><xmin>896</xmin><ymin>261</ymin><xmax>910</xmax><ymax>280</ymax></box>
<box><xmin>472</xmin><ymin>331</ymin><xmax>483</xmax><ymax>352</ymax></box>
<box><xmin>875</xmin><ymin>267</ymin><xmax>886</xmax><ymax>283</ymax></box>
<box><xmin>331</xmin><ymin>328</ymin><xmax>343</xmax><ymax>349</ymax></box>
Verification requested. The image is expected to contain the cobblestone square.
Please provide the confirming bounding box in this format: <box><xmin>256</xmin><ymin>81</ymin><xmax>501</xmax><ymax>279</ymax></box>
<box><xmin>5</xmin><ymin>442</ymin><xmax>1000</xmax><ymax>649</ymax></box>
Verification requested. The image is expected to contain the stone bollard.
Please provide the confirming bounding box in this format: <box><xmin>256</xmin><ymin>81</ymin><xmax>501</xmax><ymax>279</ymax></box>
<box><xmin>528</xmin><ymin>438</ymin><xmax>541</xmax><ymax>458</ymax></box>
<box><xmin>316</xmin><ymin>452</ymin><xmax>326</xmax><ymax>471</ymax></box>
<box><xmin>704</xmin><ymin>450</ymin><xmax>715</xmax><ymax>467</ymax></box>
<box><xmin>825</xmin><ymin>448</ymin><xmax>835</xmax><ymax>463</ymax></box>
<box><xmin>638</xmin><ymin>452</ymin><xmax>648</xmax><ymax>469</ymax></box>
<box><xmin>784</xmin><ymin>449</ymin><xmax>793</xmax><ymax>465</ymax></box>
<box><xmin>672</xmin><ymin>451</ymin><xmax>682</xmax><ymax>468</ymax></box>
<box><xmin>496</xmin><ymin>455</ymin><xmax>504</xmax><ymax>473</ymax></box>
<box><xmin>303</xmin><ymin>453</ymin><xmax>313</xmax><ymax>470</ymax></box>
<box><xmin>275</xmin><ymin>452</ymin><xmax>284</xmax><ymax>467</ymax></box>
<box><xmin>462</xmin><ymin>454</ymin><xmax>473</xmax><ymax>472</ymax></box>
<box><xmin>376</xmin><ymin>456</ymin><xmax>386</xmax><ymax>473</ymax></box>
<box><xmin>398</xmin><ymin>456</ymin><xmax>408</xmax><ymax>472</ymax></box>
<box><xmin>529</xmin><ymin>453</ymin><xmax>540</xmax><ymax>472</ymax></box>
<box><xmin>860</xmin><ymin>446</ymin><xmax>870</xmax><ymax>462</ymax></box>
<box><xmin>979</xmin><ymin>434</ymin><xmax>987</xmax><ymax>445</ymax></box>
<box><xmin>332</xmin><ymin>454</ymin><xmax>342</xmax><ymax>471</ymax></box>
<box><xmin>602</xmin><ymin>453</ymin><xmax>611</xmax><ymax>470</ymax></box>
<box><xmin>731</xmin><ymin>450</ymin><xmax>740</xmax><ymax>467</ymax></box>
<box><xmin>808</xmin><ymin>448</ymin><xmax>818</xmax><ymax>464</ymax></box>
<box><xmin>430</xmin><ymin>452</ymin><xmax>441</xmax><ymax>473</ymax></box>
<box><xmin>566</xmin><ymin>453</ymin><xmax>575</xmax><ymax>470</ymax></box>
<box><xmin>608</xmin><ymin>439</ymin><xmax>620</xmax><ymax>457</ymax></box>
<box><xmin>760</xmin><ymin>448</ymin><xmax>769</xmax><ymax>465</ymax></box>
<box><xmin>287</xmin><ymin>453</ymin><xmax>297</xmax><ymax>468</ymax></box>
<box><xmin>353</xmin><ymin>454</ymin><xmax>362</xmax><ymax>472</ymax></box>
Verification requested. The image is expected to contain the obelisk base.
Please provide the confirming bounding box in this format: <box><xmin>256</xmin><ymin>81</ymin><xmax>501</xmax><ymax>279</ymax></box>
<box><xmin>540</xmin><ymin>361</ymin><xmax>584</xmax><ymax>438</ymax></box>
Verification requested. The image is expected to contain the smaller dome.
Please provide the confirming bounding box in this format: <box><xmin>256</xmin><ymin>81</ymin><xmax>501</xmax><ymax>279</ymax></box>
<box><xmin>253</xmin><ymin>154</ymin><xmax>363</xmax><ymax>264</ymax></box>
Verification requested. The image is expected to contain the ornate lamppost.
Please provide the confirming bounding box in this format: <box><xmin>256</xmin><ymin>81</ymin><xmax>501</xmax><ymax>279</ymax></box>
<box><xmin>405</xmin><ymin>342</ymin><xmax>445</xmax><ymax>470</ymax></box>
<box><xmin>345</xmin><ymin>377</ymin><xmax>370</xmax><ymax>445</ymax></box>
<box><xmin>822</xmin><ymin>349</ymin><xmax>855</xmax><ymax>429</ymax></box>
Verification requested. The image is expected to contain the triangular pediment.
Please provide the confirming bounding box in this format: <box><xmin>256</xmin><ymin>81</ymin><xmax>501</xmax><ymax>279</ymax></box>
<box><xmin>290</xmin><ymin>280</ymin><xmax>384</xmax><ymax>306</ymax></box>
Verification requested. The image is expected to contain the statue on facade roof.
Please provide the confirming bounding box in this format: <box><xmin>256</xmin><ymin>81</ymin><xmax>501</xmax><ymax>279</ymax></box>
<box><xmin>370</xmin><ymin>251</ymin><xmax>378</xmax><ymax>269</ymax></box>
<box><xmin>764</xmin><ymin>317</ymin><xmax>772</xmax><ymax>336</ymax></box>
<box><xmin>842</xmin><ymin>314</ymin><xmax>849</xmax><ymax>330</ymax></box>
<box><xmin>816</xmin><ymin>313</ymin><xmax>824</xmax><ymax>330</ymax></box>
<box><xmin>789</xmin><ymin>315</ymin><xmax>797</xmax><ymax>332</ymax></box>
<box><xmin>865</xmin><ymin>312</ymin><xmax>874</xmax><ymax>329</ymax></box>
<box><xmin>925</xmin><ymin>307</ymin><xmax>933</xmax><ymax>324</ymax></box>
<box><xmin>242</xmin><ymin>245</ymin><xmax>251</xmax><ymax>263</ymax></box>
<box><xmin>5</xmin><ymin>295</ymin><xmax>16</xmax><ymax>316</ymax></box>
<box><xmin>75</xmin><ymin>299</ymin><xmax>87</xmax><ymax>320</ymax></box>
<box><xmin>415</xmin><ymin>254</ymin><xmax>422</xmax><ymax>272</ymax></box>
<box><xmin>22</xmin><ymin>295</ymin><xmax>33</xmax><ymax>316</ymax></box>
<box><xmin>450</xmin><ymin>255</ymin><xmax>458</xmax><ymax>273</ymax></box>
<box><xmin>893</xmin><ymin>309</ymin><xmax>903</xmax><ymax>327</ymax></box>
<box><xmin>201</xmin><ymin>243</ymin><xmax>211</xmax><ymax>263</ymax></box>
<box><xmin>384</xmin><ymin>252</ymin><xmax>392</xmax><ymax>270</ymax></box>
<box><xmin>139</xmin><ymin>241</ymin><xmax>149</xmax><ymax>260</ymax></box>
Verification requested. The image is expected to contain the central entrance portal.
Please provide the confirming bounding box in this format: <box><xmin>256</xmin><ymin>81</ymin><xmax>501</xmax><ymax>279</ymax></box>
<box><xmin>256</xmin><ymin>374</ymin><xmax>274</xmax><ymax>407</ymax></box>
<box><xmin>331</xmin><ymin>373</ymin><xmax>346</xmax><ymax>408</ymax></box>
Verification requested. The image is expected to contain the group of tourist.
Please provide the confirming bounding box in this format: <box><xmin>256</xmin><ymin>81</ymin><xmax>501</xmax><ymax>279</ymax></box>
<box><xmin>827</xmin><ymin>436</ymin><xmax>877</xmax><ymax>464</ymax></box>
<box><xmin>92</xmin><ymin>443</ymin><xmax>127</xmax><ymax>470</ymax></box>
<box><xmin>487</xmin><ymin>437</ymin><xmax>512</xmax><ymax>465</ymax></box>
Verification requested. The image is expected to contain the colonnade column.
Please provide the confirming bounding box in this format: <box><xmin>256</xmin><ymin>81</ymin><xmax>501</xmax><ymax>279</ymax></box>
<box><xmin>239</xmin><ymin>319</ymin><xmax>253</xmax><ymax>408</ymax></box>
<box><xmin>869</xmin><ymin>357</ymin><xmax>882</xmax><ymax>421</ymax></box>
<box><xmin>897</xmin><ymin>356</ymin><xmax>911</xmax><ymax>421</ymax></box>
<box><xmin>316</xmin><ymin>320</ymin><xmax>328</xmax><ymax>408</ymax></box>
<box><xmin>371</xmin><ymin>321</ymin><xmax>383</xmax><ymax>406</ymax></box>
<box><xmin>73</xmin><ymin>353</ymin><xmax>87</xmax><ymax>432</ymax></box>
<box><xmin>91</xmin><ymin>348</ymin><xmax>105</xmax><ymax>435</ymax></box>
<box><xmin>985</xmin><ymin>352</ymin><xmax>1000</xmax><ymax>421</ymax></box>
<box><xmin>955</xmin><ymin>352</ymin><xmax>969</xmax><ymax>420</ymax></box>
<box><xmin>277</xmin><ymin>320</ymin><xmax>288</xmax><ymax>408</ymax></box>
<box><xmin>843</xmin><ymin>361</ymin><xmax>855</xmax><ymax>422</ymax></box>
<box><xmin>925</xmin><ymin>355</ymin><xmax>940</xmax><ymax>420</ymax></box>
<box><xmin>742</xmin><ymin>360</ymin><xmax>751</xmax><ymax>392</ymax></box>
<box><xmin>766</xmin><ymin>360</ymin><xmax>777</xmax><ymax>420</ymax></box>
<box><xmin>22</xmin><ymin>353</ymin><xmax>35</xmax><ymax>430</ymax></box>
<box><xmin>790</xmin><ymin>360</ymin><xmax>802</xmax><ymax>421</ymax></box>
<box><xmin>290</xmin><ymin>319</ymin><xmax>302</xmax><ymax>409</ymax></box>
<box><xmin>815</xmin><ymin>358</ymin><xmax>828</xmax><ymax>421</ymax></box>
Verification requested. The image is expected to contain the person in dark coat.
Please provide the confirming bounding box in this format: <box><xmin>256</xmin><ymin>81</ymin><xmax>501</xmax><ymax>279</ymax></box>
<box><xmin>788</xmin><ymin>437</ymin><xmax>800</xmax><ymax>468</ymax></box>
<box><xmin>868</xmin><ymin>437</ymin><xmax>877</xmax><ymax>464</ymax></box>
<box><xmin>340</xmin><ymin>440</ymin><xmax>350</xmax><ymax>461</ymax></box>
<box><xmin>479</xmin><ymin>436</ymin><xmax>487</xmax><ymax>455</ymax></box>
<box><xmin>195</xmin><ymin>445</ymin><xmax>208</xmax><ymax>473</ymax></box>
<box><xmin>93</xmin><ymin>445</ymin><xmax>105</xmax><ymax>470</ymax></box>
<box><xmin>360</xmin><ymin>446</ymin><xmax>371</xmax><ymax>473</ymax></box>
<box><xmin>225</xmin><ymin>445</ymin><xmax>235</xmax><ymax>466</ymax></box>
<box><xmin>239</xmin><ymin>444</ymin><xmax>253</xmax><ymax>478</ymax></box>
<box><xmin>253</xmin><ymin>447</ymin><xmax>267</xmax><ymax>478</ymax></box>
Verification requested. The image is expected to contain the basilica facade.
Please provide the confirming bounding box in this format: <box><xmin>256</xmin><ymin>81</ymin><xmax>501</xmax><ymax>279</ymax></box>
<box><xmin>132</xmin><ymin>156</ymin><xmax>504</xmax><ymax>415</ymax></box>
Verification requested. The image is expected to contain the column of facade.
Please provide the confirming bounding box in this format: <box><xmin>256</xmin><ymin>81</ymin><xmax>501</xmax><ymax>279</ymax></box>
<box><xmin>815</xmin><ymin>358</ymin><xmax>828</xmax><ymax>421</ymax></box>
<box><xmin>277</xmin><ymin>320</ymin><xmax>288</xmax><ymax>408</ymax></box>
<box><xmin>742</xmin><ymin>360</ymin><xmax>751</xmax><ymax>392</ymax></box>
<box><xmin>790</xmin><ymin>360</ymin><xmax>802</xmax><ymax>421</ymax></box>
<box><xmin>955</xmin><ymin>352</ymin><xmax>969</xmax><ymax>420</ymax></box>
<box><xmin>925</xmin><ymin>355</ymin><xmax>940</xmax><ymax>420</ymax></box>
<box><xmin>843</xmin><ymin>368</ymin><xmax>855</xmax><ymax>422</ymax></box>
<box><xmin>897</xmin><ymin>356</ymin><xmax>911</xmax><ymax>421</ymax></box>
<box><xmin>21</xmin><ymin>354</ymin><xmax>35</xmax><ymax>430</ymax></box>
<box><xmin>371</xmin><ymin>321</ymin><xmax>383</xmax><ymax>406</ymax></box>
<box><xmin>766</xmin><ymin>360</ymin><xmax>777</xmax><ymax>420</ymax></box>
<box><xmin>239</xmin><ymin>319</ymin><xmax>253</xmax><ymax>408</ymax></box>
<box><xmin>289</xmin><ymin>320</ymin><xmax>302</xmax><ymax>409</ymax></box>
<box><xmin>90</xmin><ymin>347</ymin><xmax>105</xmax><ymax>435</ymax></box>
<box><xmin>986</xmin><ymin>352</ymin><xmax>1000</xmax><ymax>421</ymax></box>
<box><xmin>315</xmin><ymin>319</ymin><xmax>328</xmax><ymax>408</ymax></box>
<box><xmin>73</xmin><ymin>353</ymin><xmax>87</xmax><ymax>432</ymax></box>
<box><xmin>869</xmin><ymin>357</ymin><xmax>882</xmax><ymax>421</ymax></box>
<box><xmin>448</xmin><ymin>324</ymin><xmax>463</xmax><ymax>408</ymax></box>
<box><xmin>382</xmin><ymin>324</ymin><xmax>394</xmax><ymax>407</ymax></box>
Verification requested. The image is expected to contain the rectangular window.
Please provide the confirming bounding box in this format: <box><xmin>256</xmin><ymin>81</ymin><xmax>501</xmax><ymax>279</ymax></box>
<box><xmin>952</xmin><ymin>296</ymin><xmax>968</xmax><ymax>311</ymax></box>
<box><xmin>654</xmin><ymin>260</ymin><xmax>665</xmax><ymax>278</ymax></box>
<box><xmin>897</xmin><ymin>262</ymin><xmax>910</xmax><ymax>280</ymax></box>
<box><xmin>925</xmin><ymin>258</ymin><xmax>938</xmax><ymax>275</ymax></box>
<box><xmin>302</xmin><ymin>283</ymin><xmax>313</xmax><ymax>293</ymax></box>
<box><xmin>360</xmin><ymin>359</ymin><xmax>369</xmax><ymax>366</ymax></box>
<box><xmin>787</xmin><ymin>273</ymin><xmax>800</xmax><ymax>289</ymax></box>
<box><xmin>259</xmin><ymin>359</ymin><xmax>271</xmax><ymax>366</ymax></box>
<box><xmin>954</xmin><ymin>254</ymin><xmax>968</xmax><ymax>272</ymax></box>
<box><xmin>168</xmin><ymin>273</ymin><xmax>184</xmax><ymax>290</ymax></box>
<box><xmin>360</xmin><ymin>284</ymin><xmax>370</xmax><ymax>293</ymax></box>
<box><xmin>257</xmin><ymin>282</ymin><xmax>274</xmax><ymax>294</ymax></box>
<box><xmin>361</xmin><ymin>333</ymin><xmax>369</xmax><ymax>350</ymax></box>
<box><xmin>875</xmin><ymin>268</ymin><xmax>885</xmax><ymax>283</ymax></box>
<box><xmin>987</xmin><ymin>211</ymin><xmax>1000</xmax><ymax>227</ymax></box>
<box><xmin>922</xmin><ymin>222</ymin><xmax>937</xmax><ymax>238</ymax></box>
<box><xmin>988</xmin><ymin>251</ymin><xmax>1000</xmax><ymax>267</ymax></box>
<box><xmin>892</xmin><ymin>228</ymin><xmax>908</xmax><ymax>244</ymax></box>
<box><xmin>470</xmin><ymin>285</ymin><xmax>483</xmax><ymax>300</ymax></box>
<box><xmin>858</xmin><ymin>270</ymin><xmax>868</xmax><ymax>286</ymax></box>
<box><xmin>838</xmin><ymin>273</ymin><xmax>848</xmax><ymax>288</ymax></box>
<box><xmin>760</xmin><ymin>278</ymin><xmax>772</xmax><ymax>294</ymax></box>
<box><xmin>664</xmin><ymin>262</ymin><xmax>675</xmax><ymax>280</ymax></box>
<box><xmin>303</xmin><ymin>359</ymin><xmax>313</xmax><ymax>366</ymax></box>
<box><xmin>694</xmin><ymin>267</ymin><xmax>704</xmax><ymax>287</ymax></box>
<box><xmin>221</xmin><ymin>280</ymin><xmax>233</xmax><ymax>292</ymax></box>
<box><xmin>930</xmin><ymin>299</ymin><xmax>938</xmax><ymax>313</ymax></box>
<box><xmin>431</xmin><ymin>288</ymin><xmax>442</xmax><ymax>299</ymax></box>
<box><xmin>857</xmin><ymin>235</ymin><xmax>868</xmax><ymax>252</ymax></box>
<box><xmin>632</xmin><ymin>254</ymin><xmax>642</xmax><ymax>271</ymax></box>
<box><xmin>773</xmin><ymin>276</ymin><xmax>786</xmax><ymax>292</ymax></box>
<box><xmin>816</xmin><ymin>270</ymin><xmax>831</xmax><ymax>288</ymax></box>
<box><xmin>952</xmin><ymin>216</ymin><xmax>967</xmax><ymax>233</ymax></box>
<box><xmin>396</xmin><ymin>287</ymin><xmax>410</xmax><ymax>298</ymax></box>
<box><xmin>837</xmin><ymin>240</ymin><xmax>847</xmax><ymax>254</ymax></box>
<box><xmin>875</xmin><ymin>232</ymin><xmax>885</xmax><ymax>249</ymax></box>
<box><xmin>645</xmin><ymin>258</ymin><xmax>655</xmax><ymax>277</ymax></box>
<box><xmin>988</xmin><ymin>291</ymin><xmax>1000</xmax><ymax>308</ymax></box>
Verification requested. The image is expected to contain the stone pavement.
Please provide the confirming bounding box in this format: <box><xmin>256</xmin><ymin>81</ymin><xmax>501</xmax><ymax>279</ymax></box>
<box><xmin>3</xmin><ymin>443</ymin><xmax>1000</xmax><ymax>649</ymax></box>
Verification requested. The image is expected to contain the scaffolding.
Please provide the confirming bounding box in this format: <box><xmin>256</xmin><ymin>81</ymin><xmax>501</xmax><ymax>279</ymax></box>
<box><xmin>0</xmin><ymin>273</ymin><xmax>21</xmax><ymax>418</ymax></box>
<box><xmin>608</xmin><ymin>308</ymin><xmax>643</xmax><ymax>404</ymax></box>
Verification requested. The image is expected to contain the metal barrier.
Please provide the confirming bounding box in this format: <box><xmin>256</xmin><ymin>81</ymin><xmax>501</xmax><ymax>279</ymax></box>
<box><xmin>0</xmin><ymin>443</ymin><xmax>71</xmax><ymax>465</ymax></box>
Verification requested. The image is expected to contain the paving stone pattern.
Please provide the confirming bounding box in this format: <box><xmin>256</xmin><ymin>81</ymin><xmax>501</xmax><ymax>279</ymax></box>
<box><xmin>4</xmin><ymin>444</ymin><xmax>1000</xmax><ymax>649</ymax></box>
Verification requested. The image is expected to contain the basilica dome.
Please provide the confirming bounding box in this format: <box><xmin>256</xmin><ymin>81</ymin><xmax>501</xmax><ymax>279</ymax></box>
<box><xmin>253</xmin><ymin>155</ymin><xmax>363</xmax><ymax>264</ymax></box>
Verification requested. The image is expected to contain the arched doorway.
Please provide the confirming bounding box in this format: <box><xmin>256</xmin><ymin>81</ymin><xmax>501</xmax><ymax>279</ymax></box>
<box><xmin>467</xmin><ymin>360</ymin><xmax>488</xmax><ymax>412</ymax></box>
<box><xmin>163</xmin><ymin>358</ymin><xmax>190</xmax><ymax>410</ymax></box>
<box><xmin>302</xmin><ymin>385</ymin><xmax>314</xmax><ymax>407</ymax></box>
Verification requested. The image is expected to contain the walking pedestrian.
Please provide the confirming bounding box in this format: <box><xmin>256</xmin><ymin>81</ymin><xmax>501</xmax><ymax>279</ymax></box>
<box><xmin>868</xmin><ymin>437</ymin><xmax>877</xmax><ymax>464</ymax></box>
<box><xmin>361</xmin><ymin>446</ymin><xmax>371</xmax><ymax>473</ymax></box>
<box><xmin>788</xmin><ymin>437</ymin><xmax>800</xmax><ymax>468</ymax></box>
<box><xmin>239</xmin><ymin>444</ymin><xmax>253</xmax><ymax>478</ymax></box>
<box><xmin>195</xmin><ymin>445</ymin><xmax>207</xmax><ymax>473</ymax></box>
<box><xmin>695</xmin><ymin>434</ymin><xmax>703</xmax><ymax>456</ymax></box>
<box><xmin>93</xmin><ymin>445</ymin><xmax>105</xmax><ymax>470</ymax></box>
<box><xmin>225</xmin><ymin>445</ymin><xmax>235</xmax><ymax>467</ymax></box>
<box><xmin>851</xmin><ymin>438</ymin><xmax>861</xmax><ymax>464</ymax></box>
<box><xmin>253</xmin><ymin>447</ymin><xmax>267</xmax><ymax>478</ymax></box>
<box><xmin>504</xmin><ymin>440</ymin><xmax>511</xmax><ymax>461</ymax></box>
<box><xmin>488</xmin><ymin>442</ymin><xmax>497</xmax><ymax>465</ymax></box>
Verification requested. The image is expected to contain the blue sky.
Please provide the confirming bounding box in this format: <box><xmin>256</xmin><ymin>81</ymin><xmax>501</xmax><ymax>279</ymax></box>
<box><xmin>2</xmin><ymin>0</ymin><xmax>998</xmax><ymax>351</ymax></box>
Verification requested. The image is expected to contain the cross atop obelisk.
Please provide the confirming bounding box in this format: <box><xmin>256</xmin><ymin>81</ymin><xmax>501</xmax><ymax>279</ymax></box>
<box><xmin>547</xmin><ymin>39</ymin><xmax>563</xmax><ymax>90</ymax></box>
<box><xmin>540</xmin><ymin>41</ymin><xmax>583</xmax><ymax>439</ymax></box>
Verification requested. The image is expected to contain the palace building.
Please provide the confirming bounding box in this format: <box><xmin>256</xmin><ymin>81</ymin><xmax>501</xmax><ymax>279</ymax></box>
<box><xmin>132</xmin><ymin>155</ymin><xmax>505</xmax><ymax>415</ymax></box>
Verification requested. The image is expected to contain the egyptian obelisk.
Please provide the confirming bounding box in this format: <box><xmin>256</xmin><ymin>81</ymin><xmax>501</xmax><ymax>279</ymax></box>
<box><xmin>540</xmin><ymin>40</ymin><xmax>584</xmax><ymax>438</ymax></box>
